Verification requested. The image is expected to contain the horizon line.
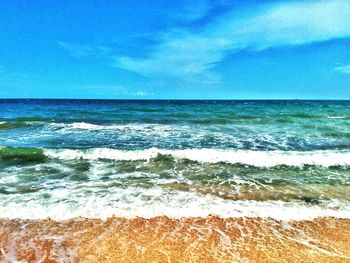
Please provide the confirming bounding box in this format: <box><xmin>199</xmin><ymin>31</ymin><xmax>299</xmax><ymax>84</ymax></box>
<box><xmin>0</xmin><ymin>98</ymin><xmax>349</xmax><ymax>101</ymax></box>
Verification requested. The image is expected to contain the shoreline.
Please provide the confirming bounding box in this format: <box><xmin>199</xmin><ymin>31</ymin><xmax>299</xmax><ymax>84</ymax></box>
<box><xmin>1</xmin><ymin>216</ymin><xmax>350</xmax><ymax>262</ymax></box>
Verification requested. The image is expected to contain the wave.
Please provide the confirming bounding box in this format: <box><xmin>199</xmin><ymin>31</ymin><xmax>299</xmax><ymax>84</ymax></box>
<box><xmin>327</xmin><ymin>116</ymin><xmax>347</xmax><ymax>119</ymax></box>
<box><xmin>0</xmin><ymin>147</ymin><xmax>45</xmax><ymax>161</ymax></box>
<box><xmin>50</xmin><ymin>122</ymin><xmax>174</xmax><ymax>131</ymax></box>
<box><xmin>44</xmin><ymin>148</ymin><xmax>350</xmax><ymax>167</ymax></box>
<box><xmin>56</xmin><ymin>122</ymin><xmax>116</xmax><ymax>130</ymax></box>
<box><xmin>69</xmin><ymin>122</ymin><xmax>109</xmax><ymax>130</ymax></box>
<box><xmin>2</xmin><ymin>146</ymin><xmax>350</xmax><ymax>167</ymax></box>
<box><xmin>0</xmin><ymin>121</ymin><xmax>31</xmax><ymax>131</ymax></box>
<box><xmin>1</xmin><ymin>191</ymin><xmax>349</xmax><ymax>220</ymax></box>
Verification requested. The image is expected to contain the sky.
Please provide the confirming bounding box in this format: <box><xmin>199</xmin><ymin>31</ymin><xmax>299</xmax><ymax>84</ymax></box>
<box><xmin>0</xmin><ymin>0</ymin><xmax>349</xmax><ymax>99</ymax></box>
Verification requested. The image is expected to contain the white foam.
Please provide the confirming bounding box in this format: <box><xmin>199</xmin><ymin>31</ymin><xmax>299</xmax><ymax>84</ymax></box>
<box><xmin>327</xmin><ymin>116</ymin><xmax>346</xmax><ymax>119</ymax></box>
<box><xmin>70</xmin><ymin>122</ymin><xmax>104</xmax><ymax>130</ymax></box>
<box><xmin>53</xmin><ymin>122</ymin><xmax>175</xmax><ymax>132</ymax></box>
<box><xmin>50</xmin><ymin>122</ymin><xmax>122</xmax><ymax>130</ymax></box>
<box><xmin>49</xmin><ymin>122</ymin><xmax>184</xmax><ymax>139</ymax></box>
<box><xmin>44</xmin><ymin>148</ymin><xmax>350</xmax><ymax>167</ymax></box>
<box><xmin>1</xmin><ymin>187</ymin><xmax>350</xmax><ymax>221</ymax></box>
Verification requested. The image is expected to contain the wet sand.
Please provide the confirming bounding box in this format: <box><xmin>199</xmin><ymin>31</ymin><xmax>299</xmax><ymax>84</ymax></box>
<box><xmin>1</xmin><ymin>216</ymin><xmax>350</xmax><ymax>262</ymax></box>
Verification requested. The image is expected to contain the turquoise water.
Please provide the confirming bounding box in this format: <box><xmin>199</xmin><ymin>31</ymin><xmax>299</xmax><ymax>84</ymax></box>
<box><xmin>1</xmin><ymin>99</ymin><xmax>350</xmax><ymax>220</ymax></box>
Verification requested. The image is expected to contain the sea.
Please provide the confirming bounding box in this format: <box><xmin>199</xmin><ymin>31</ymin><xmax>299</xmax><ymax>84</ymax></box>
<box><xmin>1</xmin><ymin>99</ymin><xmax>350</xmax><ymax>221</ymax></box>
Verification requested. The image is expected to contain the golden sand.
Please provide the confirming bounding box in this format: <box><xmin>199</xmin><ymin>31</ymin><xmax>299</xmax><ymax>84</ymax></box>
<box><xmin>1</xmin><ymin>216</ymin><xmax>350</xmax><ymax>262</ymax></box>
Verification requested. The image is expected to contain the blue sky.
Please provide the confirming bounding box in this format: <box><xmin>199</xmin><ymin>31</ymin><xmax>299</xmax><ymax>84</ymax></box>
<box><xmin>0</xmin><ymin>0</ymin><xmax>349</xmax><ymax>99</ymax></box>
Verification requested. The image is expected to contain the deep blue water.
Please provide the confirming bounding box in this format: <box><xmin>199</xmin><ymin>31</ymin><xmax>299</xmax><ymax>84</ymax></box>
<box><xmin>1</xmin><ymin>99</ymin><xmax>350</xmax><ymax>151</ymax></box>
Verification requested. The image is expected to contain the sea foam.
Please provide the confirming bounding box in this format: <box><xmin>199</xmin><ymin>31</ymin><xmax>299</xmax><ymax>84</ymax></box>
<box><xmin>44</xmin><ymin>148</ymin><xmax>350</xmax><ymax>167</ymax></box>
<box><xmin>1</xmin><ymin>189</ymin><xmax>350</xmax><ymax>220</ymax></box>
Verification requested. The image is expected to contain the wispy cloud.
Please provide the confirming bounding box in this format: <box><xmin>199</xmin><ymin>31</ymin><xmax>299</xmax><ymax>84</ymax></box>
<box><xmin>115</xmin><ymin>0</ymin><xmax>350</xmax><ymax>84</ymax></box>
<box><xmin>57</xmin><ymin>41</ymin><xmax>112</xmax><ymax>58</ymax></box>
<box><xmin>115</xmin><ymin>30</ymin><xmax>227</xmax><ymax>84</ymax></box>
<box><xmin>335</xmin><ymin>65</ymin><xmax>350</xmax><ymax>74</ymax></box>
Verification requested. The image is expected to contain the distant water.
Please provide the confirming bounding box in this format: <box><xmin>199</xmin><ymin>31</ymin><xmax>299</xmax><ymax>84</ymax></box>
<box><xmin>1</xmin><ymin>99</ymin><xmax>350</xmax><ymax>220</ymax></box>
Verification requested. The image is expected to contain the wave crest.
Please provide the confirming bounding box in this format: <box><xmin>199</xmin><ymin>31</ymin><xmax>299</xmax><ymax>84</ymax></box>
<box><xmin>2</xmin><ymin>146</ymin><xmax>350</xmax><ymax>167</ymax></box>
<box><xmin>0</xmin><ymin>147</ymin><xmax>45</xmax><ymax>161</ymax></box>
<box><xmin>44</xmin><ymin>148</ymin><xmax>350</xmax><ymax>167</ymax></box>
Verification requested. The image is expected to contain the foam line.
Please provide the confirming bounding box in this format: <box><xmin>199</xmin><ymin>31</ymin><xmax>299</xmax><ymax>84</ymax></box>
<box><xmin>44</xmin><ymin>148</ymin><xmax>350</xmax><ymax>167</ymax></box>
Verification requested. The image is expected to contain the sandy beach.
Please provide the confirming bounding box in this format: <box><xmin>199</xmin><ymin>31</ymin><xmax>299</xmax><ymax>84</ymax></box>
<box><xmin>1</xmin><ymin>216</ymin><xmax>350</xmax><ymax>262</ymax></box>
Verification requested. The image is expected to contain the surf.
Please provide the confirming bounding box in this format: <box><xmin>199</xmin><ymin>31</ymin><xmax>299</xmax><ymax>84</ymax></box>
<box><xmin>43</xmin><ymin>147</ymin><xmax>350</xmax><ymax>167</ymax></box>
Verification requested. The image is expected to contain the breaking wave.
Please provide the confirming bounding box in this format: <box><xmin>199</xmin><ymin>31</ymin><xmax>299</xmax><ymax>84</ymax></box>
<box><xmin>43</xmin><ymin>147</ymin><xmax>350</xmax><ymax>167</ymax></box>
<box><xmin>2</xmin><ymin>146</ymin><xmax>350</xmax><ymax>167</ymax></box>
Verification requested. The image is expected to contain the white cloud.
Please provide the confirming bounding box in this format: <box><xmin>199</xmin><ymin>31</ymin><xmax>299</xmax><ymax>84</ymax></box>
<box><xmin>115</xmin><ymin>0</ymin><xmax>350</xmax><ymax>84</ymax></box>
<box><xmin>57</xmin><ymin>41</ymin><xmax>111</xmax><ymax>58</ymax></box>
<box><xmin>218</xmin><ymin>0</ymin><xmax>350</xmax><ymax>49</ymax></box>
<box><xmin>115</xmin><ymin>30</ymin><xmax>227</xmax><ymax>84</ymax></box>
<box><xmin>335</xmin><ymin>65</ymin><xmax>350</xmax><ymax>74</ymax></box>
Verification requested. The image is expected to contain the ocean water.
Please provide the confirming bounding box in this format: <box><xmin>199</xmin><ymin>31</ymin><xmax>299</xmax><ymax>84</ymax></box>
<box><xmin>1</xmin><ymin>99</ymin><xmax>350</xmax><ymax>220</ymax></box>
